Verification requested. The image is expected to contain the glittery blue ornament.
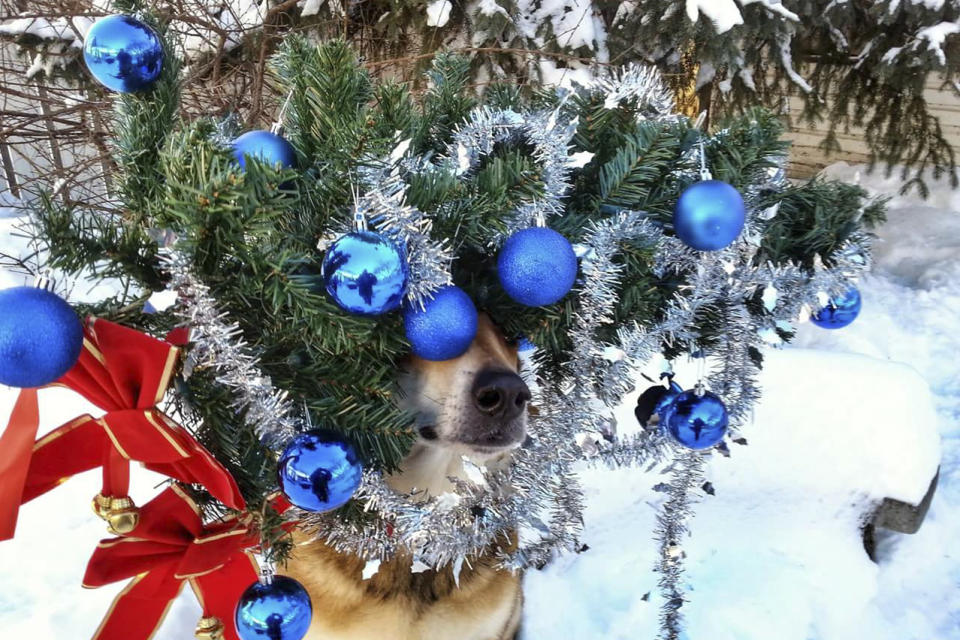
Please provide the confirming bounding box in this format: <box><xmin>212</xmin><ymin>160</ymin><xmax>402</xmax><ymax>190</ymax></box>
<box><xmin>811</xmin><ymin>287</ymin><xmax>861</xmax><ymax>330</ymax></box>
<box><xmin>321</xmin><ymin>231</ymin><xmax>408</xmax><ymax>315</ymax></box>
<box><xmin>277</xmin><ymin>430</ymin><xmax>363</xmax><ymax>512</ymax></box>
<box><xmin>664</xmin><ymin>389</ymin><xmax>729</xmax><ymax>450</ymax></box>
<box><xmin>83</xmin><ymin>15</ymin><xmax>164</xmax><ymax>93</ymax></box>
<box><xmin>0</xmin><ymin>287</ymin><xmax>83</xmax><ymax>388</ymax></box>
<box><xmin>235</xmin><ymin>576</ymin><xmax>312</xmax><ymax>640</ymax></box>
<box><xmin>673</xmin><ymin>180</ymin><xmax>746</xmax><ymax>251</ymax></box>
<box><xmin>497</xmin><ymin>227</ymin><xmax>577</xmax><ymax>307</ymax></box>
<box><xmin>403</xmin><ymin>285</ymin><xmax>478</xmax><ymax>361</ymax></box>
<box><xmin>232</xmin><ymin>131</ymin><xmax>297</xmax><ymax>171</ymax></box>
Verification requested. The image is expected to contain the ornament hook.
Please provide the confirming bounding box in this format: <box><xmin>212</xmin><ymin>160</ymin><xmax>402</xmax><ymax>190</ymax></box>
<box><xmin>349</xmin><ymin>180</ymin><xmax>368</xmax><ymax>231</ymax></box>
<box><xmin>34</xmin><ymin>271</ymin><xmax>53</xmax><ymax>292</ymax></box>
<box><xmin>693</xmin><ymin>349</ymin><xmax>707</xmax><ymax>396</ymax></box>
<box><xmin>270</xmin><ymin>89</ymin><xmax>295</xmax><ymax>135</ymax></box>
<box><xmin>354</xmin><ymin>210</ymin><xmax>368</xmax><ymax>232</ymax></box>
<box><xmin>697</xmin><ymin>134</ymin><xmax>712</xmax><ymax>182</ymax></box>
<box><xmin>259</xmin><ymin>559</ymin><xmax>276</xmax><ymax>586</ymax></box>
<box><xmin>302</xmin><ymin>398</ymin><xmax>313</xmax><ymax>429</ymax></box>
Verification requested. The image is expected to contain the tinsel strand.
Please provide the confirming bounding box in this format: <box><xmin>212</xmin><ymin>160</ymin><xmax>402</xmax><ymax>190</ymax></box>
<box><xmin>160</xmin><ymin>248</ymin><xmax>302</xmax><ymax>451</ymax></box>
<box><xmin>442</xmin><ymin>107</ymin><xmax>579</xmax><ymax>241</ymax></box>
<box><xmin>655</xmin><ymin>451</ymin><xmax>705</xmax><ymax>640</ymax></box>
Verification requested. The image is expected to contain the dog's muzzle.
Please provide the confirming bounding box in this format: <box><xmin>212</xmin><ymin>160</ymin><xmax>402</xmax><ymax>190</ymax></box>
<box><xmin>455</xmin><ymin>368</ymin><xmax>530</xmax><ymax>449</ymax></box>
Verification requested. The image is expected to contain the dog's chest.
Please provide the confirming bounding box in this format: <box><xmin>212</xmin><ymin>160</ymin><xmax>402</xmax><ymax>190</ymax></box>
<box><xmin>286</xmin><ymin>541</ymin><xmax>522</xmax><ymax>640</ymax></box>
<box><xmin>303</xmin><ymin>591</ymin><xmax>521</xmax><ymax>640</ymax></box>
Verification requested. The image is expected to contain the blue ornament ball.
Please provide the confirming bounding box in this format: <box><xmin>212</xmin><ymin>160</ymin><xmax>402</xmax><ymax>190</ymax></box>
<box><xmin>322</xmin><ymin>231</ymin><xmax>409</xmax><ymax>315</ymax></box>
<box><xmin>0</xmin><ymin>287</ymin><xmax>83</xmax><ymax>388</ymax></box>
<box><xmin>497</xmin><ymin>227</ymin><xmax>578</xmax><ymax>307</ymax></box>
<box><xmin>654</xmin><ymin>379</ymin><xmax>684</xmax><ymax>421</ymax></box>
<box><xmin>277</xmin><ymin>430</ymin><xmax>363</xmax><ymax>512</ymax></box>
<box><xmin>235</xmin><ymin>576</ymin><xmax>312</xmax><ymax>640</ymax></box>
<box><xmin>811</xmin><ymin>287</ymin><xmax>861</xmax><ymax>330</ymax></box>
<box><xmin>516</xmin><ymin>337</ymin><xmax>536</xmax><ymax>352</ymax></box>
<box><xmin>232</xmin><ymin>131</ymin><xmax>297</xmax><ymax>171</ymax></box>
<box><xmin>403</xmin><ymin>285</ymin><xmax>478</xmax><ymax>361</ymax></box>
<box><xmin>664</xmin><ymin>389</ymin><xmax>729</xmax><ymax>450</ymax></box>
<box><xmin>673</xmin><ymin>180</ymin><xmax>746</xmax><ymax>251</ymax></box>
<box><xmin>83</xmin><ymin>15</ymin><xmax>164</xmax><ymax>93</ymax></box>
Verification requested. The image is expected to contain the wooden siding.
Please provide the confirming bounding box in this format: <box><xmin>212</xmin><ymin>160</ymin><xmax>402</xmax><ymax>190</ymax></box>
<box><xmin>781</xmin><ymin>73</ymin><xmax>960</xmax><ymax>178</ymax></box>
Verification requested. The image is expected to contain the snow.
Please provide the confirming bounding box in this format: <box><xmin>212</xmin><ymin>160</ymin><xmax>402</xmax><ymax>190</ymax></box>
<box><xmin>741</xmin><ymin>0</ymin><xmax>800</xmax><ymax>22</ymax></box>
<box><xmin>684</xmin><ymin>0</ymin><xmax>744</xmax><ymax>34</ymax></box>
<box><xmin>778</xmin><ymin>37</ymin><xmax>813</xmax><ymax>93</ymax></box>
<box><xmin>0</xmin><ymin>17</ymin><xmax>85</xmax><ymax>44</ymax></box>
<box><xmin>426</xmin><ymin>0</ymin><xmax>453</xmax><ymax>27</ymax></box>
<box><xmin>0</xmin><ymin>162</ymin><xmax>958</xmax><ymax>639</ymax></box>
<box><xmin>915</xmin><ymin>21</ymin><xmax>960</xmax><ymax>66</ymax></box>
<box><xmin>299</xmin><ymin>0</ymin><xmax>326</xmax><ymax>17</ymax></box>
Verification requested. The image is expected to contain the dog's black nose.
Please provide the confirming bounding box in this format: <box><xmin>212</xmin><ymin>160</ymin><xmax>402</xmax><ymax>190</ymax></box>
<box><xmin>471</xmin><ymin>369</ymin><xmax>531</xmax><ymax>421</ymax></box>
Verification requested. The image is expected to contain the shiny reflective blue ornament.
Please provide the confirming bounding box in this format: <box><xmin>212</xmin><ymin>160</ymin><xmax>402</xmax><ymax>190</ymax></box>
<box><xmin>635</xmin><ymin>377</ymin><xmax>682</xmax><ymax>429</ymax></box>
<box><xmin>235</xmin><ymin>575</ymin><xmax>312</xmax><ymax>640</ymax></box>
<box><xmin>0</xmin><ymin>287</ymin><xmax>83</xmax><ymax>388</ymax></box>
<box><xmin>277</xmin><ymin>430</ymin><xmax>363</xmax><ymax>512</ymax></box>
<box><xmin>83</xmin><ymin>15</ymin><xmax>164</xmax><ymax>93</ymax></box>
<box><xmin>811</xmin><ymin>287</ymin><xmax>861</xmax><ymax>330</ymax></box>
<box><xmin>654</xmin><ymin>379</ymin><xmax>684</xmax><ymax>420</ymax></box>
<box><xmin>232</xmin><ymin>131</ymin><xmax>297</xmax><ymax>171</ymax></box>
<box><xmin>403</xmin><ymin>285</ymin><xmax>478</xmax><ymax>361</ymax></box>
<box><xmin>673</xmin><ymin>180</ymin><xmax>746</xmax><ymax>251</ymax></box>
<box><xmin>497</xmin><ymin>227</ymin><xmax>577</xmax><ymax>307</ymax></box>
<box><xmin>322</xmin><ymin>231</ymin><xmax>408</xmax><ymax>315</ymax></box>
<box><xmin>664</xmin><ymin>389</ymin><xmax>729</xmax><ymax>450</ymax></box>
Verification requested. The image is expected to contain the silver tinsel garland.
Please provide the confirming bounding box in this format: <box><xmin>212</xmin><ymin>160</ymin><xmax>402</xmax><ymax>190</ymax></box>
<box><xmin>160</xmin><ymin>63</ymin><xmax>873</xmax><ymax>640</ymax></box>
<box><xmin>442</xmin><ymin>107</ymin><xmax>580</xmax><ymax>241</ymax></box>
<box><xmin>655</xmin><ymin>451</ymin><xmax>705</xmax><ymax>640</ymax></box>
<box><xmin>355</xmin><ymin>165</ymin><xmax>455</xmax><ymax>309</ymax></box>
<box><xmin>161</xmin><ymin>248</ymin><xmax>303</xmax><ymax>452</ymax></box>
<box><xmin>575</xmin><ymin>62</ymin><xmax>677</xmax><ymax>119</ymax></box>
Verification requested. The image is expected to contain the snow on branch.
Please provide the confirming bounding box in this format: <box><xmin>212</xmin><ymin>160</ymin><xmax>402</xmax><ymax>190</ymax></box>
<box><xmin>916</xmin><ymin>21</ymin><xmax>960</xmax><ymax>66</ymax></box>
<box><xmin>741</xmin><ymin>0</ymin><xmax>800</xmax><ymax>22</ymax></box>
<box><xmin>779</xmin><ymin>37</ymin><xmax>813</xmax><ymax>93</ymax></box>
<box><xmin>685</xmin><ymin>0</ymin><xmax>744</xmax><ymax>34</ymax></box>
<box><xmin>683</xmin><ymin>0</ymin><xmax>798</xmax><ymax>35</ymax></box>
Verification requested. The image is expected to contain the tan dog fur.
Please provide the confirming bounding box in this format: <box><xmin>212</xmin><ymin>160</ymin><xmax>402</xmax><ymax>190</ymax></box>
<box><xmin>286</xmin><ymin>314</ymin><xmax>525</xmax><ymax>640</ymax></box>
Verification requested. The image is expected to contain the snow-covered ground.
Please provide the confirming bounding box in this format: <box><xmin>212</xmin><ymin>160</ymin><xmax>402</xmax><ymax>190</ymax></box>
<box><xmin>0</xmin><ymin>163</ymin><xmax>957</xmax><ymax>639</ymax></box>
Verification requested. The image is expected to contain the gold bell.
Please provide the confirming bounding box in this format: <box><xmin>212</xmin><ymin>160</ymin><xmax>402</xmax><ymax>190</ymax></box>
<box><xmin>105</xmin><ymin>496</ymin><xmax>140</xmax><ymax>535</ymax></box>
<box><xmin>91</xmin><ymin>493</ymin><xmax>112</xmax><ymax>520</ymax></box>
<box><xmin>195</xmin><ymin>616</ymin><xmax>225</xmax><ymax>640</ymax></box>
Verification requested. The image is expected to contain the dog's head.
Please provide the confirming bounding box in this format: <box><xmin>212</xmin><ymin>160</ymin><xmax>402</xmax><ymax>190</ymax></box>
<box><xmin>396</xmin><ymin>313</ymin><xmax>529</xmax><ymax>468</ymax></box>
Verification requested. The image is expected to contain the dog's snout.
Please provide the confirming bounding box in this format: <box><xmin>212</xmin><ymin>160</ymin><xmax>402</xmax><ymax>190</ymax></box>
<box><xmin>471</xmin><ymin>369</ymin><xmax>531</xmax><ymax>421</ymax></box>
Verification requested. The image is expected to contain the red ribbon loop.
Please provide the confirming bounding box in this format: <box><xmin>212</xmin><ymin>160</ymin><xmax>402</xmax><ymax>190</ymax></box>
<box><xmin>84</xmin><ymin>486</ymin><xmax>259</xmax><ymax>640</ymax></box>
<box><xmin>0</xmin><ymin>318</ymin><xmax>245</xmax><ymax>540</ymax></box>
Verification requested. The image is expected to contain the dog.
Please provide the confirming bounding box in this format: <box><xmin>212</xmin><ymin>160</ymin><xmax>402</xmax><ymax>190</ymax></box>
<box><xmin>285</xmin><ymin>313</ymin><xmax>529</xmax><ymax>640</ymax></box>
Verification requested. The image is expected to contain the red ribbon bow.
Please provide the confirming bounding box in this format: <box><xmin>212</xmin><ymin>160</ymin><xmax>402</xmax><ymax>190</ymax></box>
<box><xmin>0</xmin><ymin>318</ymin><xmax>245</xmax><ymax>540</ymax></box>
<box><xmin>83</xmin><ymin>486</ymin><xmax>260</xmax><ymax>640</ymax></box>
